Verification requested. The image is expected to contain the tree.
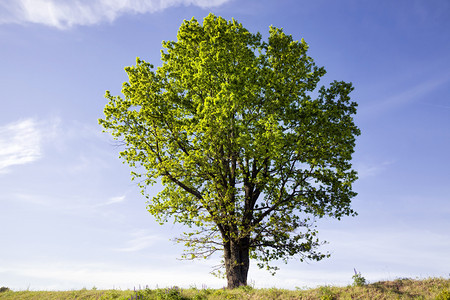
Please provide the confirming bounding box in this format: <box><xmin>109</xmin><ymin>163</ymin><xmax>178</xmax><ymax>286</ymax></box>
<box><xmin>99</xmin><ymin>14</ymin><xmax>360</xmax><ymax>289</ymax></box>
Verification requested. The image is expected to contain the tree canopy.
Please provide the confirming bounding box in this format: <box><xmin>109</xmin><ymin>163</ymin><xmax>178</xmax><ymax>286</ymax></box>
<box><xmin>99</xmin><ymin>13</ymin><xmax>360</xmax><ymax>288</ymax></box>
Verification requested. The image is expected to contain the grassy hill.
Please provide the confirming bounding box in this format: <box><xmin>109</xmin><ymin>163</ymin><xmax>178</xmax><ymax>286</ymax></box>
<box><xmin>1</xmin><ymin>277</ymin><xmax>449</xmax><ymax>299</ymax></box>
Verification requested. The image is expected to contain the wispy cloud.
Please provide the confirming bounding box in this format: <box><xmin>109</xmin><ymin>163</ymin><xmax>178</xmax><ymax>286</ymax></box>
<box><xmin>10</xmin><ymin>192</ymin><xmax>128</xmax><ymax>217</ymax></box>
<box><xmin>105</xmin><ymin>195</ymin><xmax>126</xmax><ymax>205</ymax></box>
<box><xmin>355</xmin><ymin>160</ymin><xmax>394</xmax><ymax>179</ymax></box>
<box><xmin>94</xmin><ymin>195</ymin><xmax>127</xmax><ymax>207</ymax></box>
<box><xmin>0</xmin><ymin>119</ymin><xmax>43</xmax><ymax>174</ymax></box>
<box><xmin>116</xmin><ymin>229</ymin><xmax>160</xmax><ymax>252</ymax></box>
<box><xmin>360</xmin><ymin>73</ymin><xmax>450</xmax><ymax>118</ymax></box>
<box><xmin>0</xmin><ymin>0</ymin><xmax>231</xmax><ymax>29</ymax></box>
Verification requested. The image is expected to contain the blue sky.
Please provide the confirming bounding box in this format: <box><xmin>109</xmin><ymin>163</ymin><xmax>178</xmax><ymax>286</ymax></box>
<box><xmin>1</xmin><ymin>0</ymin><xmax>449</xmax><ymax>291</ymax></box>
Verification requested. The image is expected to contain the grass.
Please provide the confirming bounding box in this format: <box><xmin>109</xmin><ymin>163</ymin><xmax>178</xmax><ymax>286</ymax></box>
<box><xmin>0</xmin><ymin>278</ymin><xmax>449</xmax><ymax>299</ymax></box>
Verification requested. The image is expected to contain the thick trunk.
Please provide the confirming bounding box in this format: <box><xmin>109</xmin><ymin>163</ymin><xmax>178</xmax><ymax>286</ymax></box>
<box><xmin>224</xmin><ymin>237</ymin><xmax>250</xmax><ymax>289</ymax></box>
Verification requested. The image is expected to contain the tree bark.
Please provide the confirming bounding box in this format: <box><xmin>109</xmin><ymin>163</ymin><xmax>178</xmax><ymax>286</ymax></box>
<box><xmin>224</xmin><ymin>237</ymin><xmax>250</xmax><ymax>289</ymax></box>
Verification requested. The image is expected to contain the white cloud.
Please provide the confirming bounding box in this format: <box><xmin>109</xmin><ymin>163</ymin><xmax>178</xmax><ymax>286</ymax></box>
<box><xmin>116</xmin><ymin>229</ymin><xmax>161</xmax><ymax>252</ymax></box>
<box><xmin>9</xmin><ymin>192</ymin><xmax>130</xmax><ymax>221</ymax></box>
<box><xmin>355</xmin><ymin>160</ymin><xmax>394</xmax><ymax>179</ymax></box>
<box><xmin>105</xmin><ymin>195</ymin><xmax>126</xmax><ymax>205</ymax></box>
<box><xmin>0</xmin><ymin>119</ymin><xmax>43</xmax><ymax>174</ymax></box>
<box><xmin>360</xmin><ymin>73</ymin><xmax>450</xmax><ymax>118</ymax></box>
<box><xmin>93</xmin><ymin>195</ymin><xmax>127</xmax><ymax>207</ymax></box>
<box><xmin>0</xmin><ymin>0</ymin><xmax>231</xmax><ymax>29</ymax></box>
<box><xmin>0</xmin><ymin>117</ymin><xmax>60</xmax><ymax>174</ymax></box>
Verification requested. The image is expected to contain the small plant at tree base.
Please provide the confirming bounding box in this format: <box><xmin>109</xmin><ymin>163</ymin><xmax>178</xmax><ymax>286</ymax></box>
<box><xmin>352</xmin><ymin>268</ymin><xmax>367</xmax><ymax>286</ymax></box>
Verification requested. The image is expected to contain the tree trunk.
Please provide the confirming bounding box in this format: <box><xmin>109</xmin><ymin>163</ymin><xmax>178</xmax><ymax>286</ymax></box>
<box><xmin>224</xmin><ymin>237</ymin><xmax>250</xmax><ymax>289</ymax></box>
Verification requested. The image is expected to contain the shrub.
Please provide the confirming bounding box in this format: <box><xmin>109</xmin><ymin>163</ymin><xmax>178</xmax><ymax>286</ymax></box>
<box><xmin>352</xmin><ymin>268</ymin><xmax>367</xmax><ymax>286</ymax></box>
<box><xmin>319</xmin><ymin>286</ymin><xmax>336</xmax><ymax>300</ymax></box>
<box><xmin>165</xmin><ymin>286</ymin><xmax>183</xmax><ymax>299</ymax></box>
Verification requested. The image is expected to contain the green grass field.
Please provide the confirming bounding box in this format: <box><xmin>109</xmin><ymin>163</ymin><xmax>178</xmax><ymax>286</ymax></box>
<box><xmin>1</xmin><ymin>277</ymin><xmax>449</xmax><ymax>299</ymax></box>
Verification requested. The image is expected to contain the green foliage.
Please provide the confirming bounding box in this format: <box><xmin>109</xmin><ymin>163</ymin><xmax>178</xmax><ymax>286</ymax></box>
<box><xmin>0</xmin><ymin>287</ymin><xmax>9</xmax><ymax>293</ymax></box>
<box><xmin>157</xmin><ymin>286</ymin><xmax>187</xmax><ymax>300</ymax></box>
<box><xmin>133</xmin><ymin>287</ymin><xmax>188</xmax><ymax>300</ymax></box>
<box><xmin>236</xmin><ymin>285</ymin><xmax>253</xmax><ymax>293</ymax></box>
<box><xmin>318</xmin><ymin>286</ymin><xmax>336</xmax><ymax>300</ymax></box>
<box><xmin>436</xmin><ymin>289</ymin><xmax>450</xmax><ymax>300</ymax></box>
<box><xmin>352</xmin><ymin>268</ymin><xmax>367</xmax><ymax>286</ymax></box>
<box><xmin>99</xmin><ymin>290</ymin><xmax>121</xmax><ymax>299</ymax></box>
<box><xmin>99</xmin><ymin>13</ymin><xmax>360</xmax><ymax>276</ymax></box>
<box><xmin>191</xmin><ymin>293</ymin><xmax>208</xmax><ymax>300</ymax></box>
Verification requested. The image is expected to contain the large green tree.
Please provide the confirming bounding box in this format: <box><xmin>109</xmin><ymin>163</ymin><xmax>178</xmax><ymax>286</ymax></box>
<box><xmin>99</xmin><ymin>14</ymin><xmax>360</xmax><ymax>289</ymax></box>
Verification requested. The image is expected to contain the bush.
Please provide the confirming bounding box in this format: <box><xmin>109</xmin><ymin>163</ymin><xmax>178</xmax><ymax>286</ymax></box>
<box><xmin>352</xmin><ymin>268</ymin><xmax>367</xmax><ymax>286</ymax></box>
<box><xmin>0</xmin><ymin>287</ymin><xmax>10</xmax><ymax>293</ymax></box>
<box><xmin>318</xmin><ymin>286</ymin><xmax>336</xmax><ymax>300</ymax></box>
<box><xmin>157</xmin><ymin>286</ymin><xmax>186</xmax><ymax>300</ymax></box>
